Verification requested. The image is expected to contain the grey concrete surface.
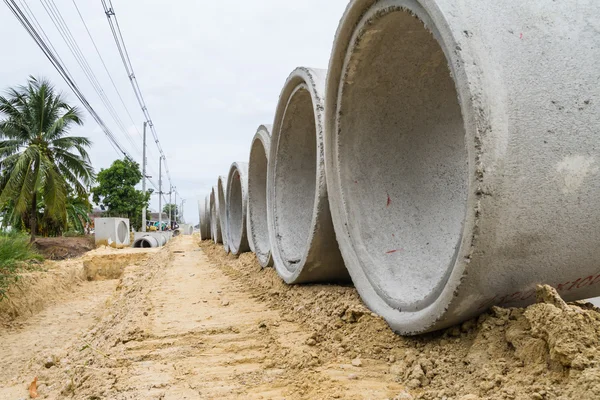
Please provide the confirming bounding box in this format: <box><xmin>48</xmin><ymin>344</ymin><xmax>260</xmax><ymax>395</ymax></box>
<box><xmin>209</xmin><ymin>188</ymin><xmax>216</xmax><ymax>242</ymax></box>
<box><xmin>247</xmin><ymin>124</ymin><xmax>274</xmax><ymax>268</ymax></box>
<box><xmin>133</xmin><ymin>231</ymin><xmax>171</xmax><ymax>247</ymax></box>
<box><xmin>133</xmin><ymin>235</ymin><xmax>160</xmax><ymax>248</ymax></box>
<box><xmin>217</xmin><ymin>175</ymin><xmax>230</xmax><ymax>253</ymax></box>
<box><xmin>199</xmin><ymin>197</ymin><xmax>211</xmax><ymax>240</ymax></box>
<box><xmin>210</xmin><ymin>186</ymin><xmax>223</xmax><ymax>243</ymax></box>
<box><xmin>178</xmin><ymin>224</ymin><xmax>194</xmax><ymax>236</ymax></box>
<box><xmin>94</xmin><ymin>218</ymin><xmax>130</xmax><ymax>247</ymax></box>
<box><xmin>227</xmin><ymin>162</ymin><xmax>251</xmax><ymax>256</ymax></box>
<box><xmin>267</xmin><ymin>67</ymin><xmax>348</xmax><ymax>284</ymax></box>
<box><xmin>324</xmin><ymin>0</ymin><xmax>600</xmax><ymax>334</ymax></box>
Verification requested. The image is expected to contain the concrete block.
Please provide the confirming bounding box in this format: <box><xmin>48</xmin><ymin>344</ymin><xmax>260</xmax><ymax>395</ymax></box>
<box><xmin>94</xmin><ymin>218</ymin><xmax>130</xmax><ymax>248</ymax></box>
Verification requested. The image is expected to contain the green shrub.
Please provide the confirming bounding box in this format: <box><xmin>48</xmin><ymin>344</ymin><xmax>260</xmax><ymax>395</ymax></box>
<box><xmin>0</xmin><ymin>231</ymin><xmax>44</xmax><ymax>299</ymax></box>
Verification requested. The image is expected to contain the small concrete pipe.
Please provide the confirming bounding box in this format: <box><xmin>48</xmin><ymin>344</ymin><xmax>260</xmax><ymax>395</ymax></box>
<box><xmin>133</xmin><ymin>235</ymin><xmax>159</xmax><ymax>248</ymax></box>
<box><xmin>210</xmin><ymin>186</ymin><xmax>223</xmax><ymax>244</ymax></box>
<box><xmin>217</xmin><ymin>175</ymin><xmax>230</xmax><ymax>253</ymax></box>
<box><xmin>267</xmin><ymin>67</ymin><xmax>348</xmax><ymax>284</ymax></box>
<box><xmin>324</xmin><ymin>0</ymin><xmax>600</xmax><ymax>335</ymax></box>
<box><xmin>247</xmin><ymin>124</ymin><xmax>274</xmax><ymax>268</ymax></box>
<box><xmin>155</xmin><ymin>233</ymin><xmax>167</xmax><ymax>247</ymax></box>
<box><xmin>227</xmin><ymin>162</ymin><xmax>250</xmax><ymax>256</ymax></box>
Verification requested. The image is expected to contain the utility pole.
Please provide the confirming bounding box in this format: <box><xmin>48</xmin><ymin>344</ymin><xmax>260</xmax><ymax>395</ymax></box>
<box><xmin>169</xmin><ymin>185</ymin><xmax>173</xmax><ymax>229</ymax></box>
<box><xmin>181</xmin><ymin>199</ymin><xmax>185</xmax><ymax>223</ymax></box>
<box><xmin>141</xmin><ymin>122</ymin><xmax>147</xmax><ymax>232</ymax></box>
<box><xmin>174</xmin><ymin>189</ymin><xmax>177</xmax><ymax>225</ymax></box>
<box><xmin>158</xmin><ymin>156</ymin><xmax>163</xmax><ymax>231</ymax></box>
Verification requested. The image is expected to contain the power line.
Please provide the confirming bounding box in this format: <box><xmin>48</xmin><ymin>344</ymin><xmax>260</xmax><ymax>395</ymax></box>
<box><xmin>36</xmin><ymin>0</ymin><xmax>142</xmax><ymax>158</ymax></box>
<box><xmin>100</xmin><ymin>0</ymin><xmax>174</xmax><ymax>192</ymax></box>
<box><xmin>68</xmin><ymin>0</ymin><xmax>161</xmax><ymax>179</ymax></box>
<box><xmin>4</xmin><ymin>0</ymin><xmax>132</xmax><ymax>159</ymax></box>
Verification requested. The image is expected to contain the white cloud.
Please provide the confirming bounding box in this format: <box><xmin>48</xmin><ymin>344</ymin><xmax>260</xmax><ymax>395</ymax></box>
<box><xmin>0</xmin><ymin>0</ymin><xmax>349</xmax><ymax>223</ymax></box>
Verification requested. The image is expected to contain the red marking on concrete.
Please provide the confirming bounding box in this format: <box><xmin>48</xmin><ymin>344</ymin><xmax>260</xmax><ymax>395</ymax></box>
<box><xmin>476</xmin><ymin>271</ymin><xmax>600</xmax><ymax>310</ymax></box>
<box><xmin>519</xmin><ymin>33</ymin><xmax>523</xmax><ymax>39</ymax></box>
<box><xmin>387</xmin><ymin>193</ymin><xmax>391</xmax><ymax>207</ymax></box>
<box><xmin>386</xmin><ymin>250</ymin><xmax>398</xmax><ymax>254</ymax></box>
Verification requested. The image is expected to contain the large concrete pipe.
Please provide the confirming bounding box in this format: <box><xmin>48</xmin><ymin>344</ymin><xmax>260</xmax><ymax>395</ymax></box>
<box><xmin>227</xmin><ymin>162</ymin><xmax>250</xmax><ymax>256</ymax></box>
<box><xmin>209</xmin><ymin>188</ymin><xmax>216</xmax><ymax>242</ymax></box>
<box><xmin>133</xmin><ymin>235</ymin><xmax>159</xmax><ymax>248</ymax></box>
<box><xmin>247</xmin><ymin>124</ymin><xmax>274</xmax><ymax>268</ymax></box>
<box><xmin>217</xmin><ymin>175</ymin><xmax>230</xmax><ymax>253</ymax></box>
<box><xmin>267</xmin><ymin>67</ymin><xmax>348</xmax><ymax>284</ymax></box>
<box><xmin>210</xmin><ymin>186</ymin><xmax>223</xmax><ymax>243</ymax></box>
<box><xmin>324</xmin><ymin>0</ymin><xmax>600</xmax><ymax>335</ymax></box>
<box><xmin>199</xmin><ymin>196</ymin><xmax>211</xmax><ymax>240</ymax></box>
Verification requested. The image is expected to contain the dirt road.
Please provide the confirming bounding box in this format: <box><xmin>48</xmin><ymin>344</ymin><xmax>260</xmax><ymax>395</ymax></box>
<box><xmin>1</xmin><ymin>236</ymin><xmax>599</xmax><ymax>399</ymax></box>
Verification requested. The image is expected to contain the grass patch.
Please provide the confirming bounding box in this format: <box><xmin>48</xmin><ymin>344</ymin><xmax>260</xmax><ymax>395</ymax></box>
<box><xmin>0</xmin><ymin>231</ymin><xmax>44</xmax><ymax>299</ymax></box>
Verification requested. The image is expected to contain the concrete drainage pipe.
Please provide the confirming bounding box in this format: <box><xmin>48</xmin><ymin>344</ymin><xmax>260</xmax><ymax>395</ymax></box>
<box><xmin>267</xmin><ymin>67</ymin><xmax>348</xmax><ymax>284</ymax></box>
<box><xmin>199</xmin><ymin>196</ymin><xmax>211</xmax><ymax>240</ymax></box>
<box><xmin>324</xmin><ymin>0</ymin><xmax>600</xmax><ymax>335</ymax></box>
<box><xmin>227</xmin><ymin>162</ymin><xmax>250</xmax><ymax>256</ymax></box>
<box><xmin>133</xmin><ymin>236</ymin><xmax>159</xmax><ymax>248</ymax></box>
<box><xmin>209</xmin><ymin>189</ymin><xmax>216</xmax><ymax>242</ymax></box>
<box><xmin>210</xmin><ymin>186</ymin><xmax>223</xmax><ymax>244</ymax></box>
<box><xmin>217</xmin><ymin>175</ymin><xmax>230</xmax><ymax>253</ymax></box>
<box><xmin>247</xmin><ymin>124</ymin><xmax>274</xmax><ymax>268</ymax></box>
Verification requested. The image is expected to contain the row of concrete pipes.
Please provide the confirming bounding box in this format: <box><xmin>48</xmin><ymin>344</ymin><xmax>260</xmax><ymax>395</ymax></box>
<box><xmin>198</xmin><ymin>0</ymin><xmax>600</xmax><ymax>335</ymax></box>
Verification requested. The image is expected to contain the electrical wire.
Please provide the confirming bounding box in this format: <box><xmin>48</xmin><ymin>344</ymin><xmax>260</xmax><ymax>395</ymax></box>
<box><xmin>37</xmin><ymin>0</ymin><xmax>142</xmax><ymax>158</ymax></box>
<box><xmin>100</xmin><ymin>0</ymin><xmax>175</xmax><ymax>195</ymax></box>
<box><xmin>4</xmin><ymin>0</ymin><xmax>132</xmax><ymax>159</ymax></box>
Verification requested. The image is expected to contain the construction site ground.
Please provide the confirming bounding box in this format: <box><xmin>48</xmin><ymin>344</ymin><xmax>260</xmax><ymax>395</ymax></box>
<box><xmin>0</xmin><ymin>235</ymin><xmax>599</xmax><ymax>400</ymax></box>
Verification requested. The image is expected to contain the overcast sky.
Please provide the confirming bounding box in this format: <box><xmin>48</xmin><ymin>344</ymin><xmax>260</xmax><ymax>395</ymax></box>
<box><xmin>0</xmin><ymin>0</ymin><xmax>349</xmax><ymax>224</ymax></box>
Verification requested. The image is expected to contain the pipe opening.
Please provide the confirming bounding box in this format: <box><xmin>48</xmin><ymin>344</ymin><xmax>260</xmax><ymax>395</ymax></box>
<box><xmin>273</xmin><ymin>86</ymin><xmax>317</xmax><ymax>266</ymax></box>
<box><xmin>229</xmin><ymin>169</ymin><xmax>244</xmax><ymax>248</ymax></box>
<box><xmin>248</xmin><ymin>138</ymin><xmax>269</xmax><ymax>259</ymax></box>
<box><xmin>133</xmin><ymin>238</ymin><xmax>152</xmax><ymax>248</ymax></box>
<box><xmin>117</xmin><ymin>221</ymin><xmax>127</xmax><ymax>244</ymax></box>
<box><xmin>338</xmin><ymin>9</ymin><xmax>468</xmax><ymax>311</ymax></box>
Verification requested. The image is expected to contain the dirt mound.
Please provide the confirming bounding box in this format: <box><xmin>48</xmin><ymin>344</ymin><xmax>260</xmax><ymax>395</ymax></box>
<box><xmin>201</xmin><ymin>241</ymin><xmax>600</xmax><ymax>400</ymax></box>
<box><xmin>33</xmin><ymin>236</ymin><xmax>95</xmax><ymax>260</ymax></box>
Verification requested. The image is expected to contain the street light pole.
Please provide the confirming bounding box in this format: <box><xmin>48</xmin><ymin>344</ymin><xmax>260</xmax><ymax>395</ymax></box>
<box><xmin>141</xmin><ymin>122</ymin><xmax>147</xmax><ymax>232</ymax></box>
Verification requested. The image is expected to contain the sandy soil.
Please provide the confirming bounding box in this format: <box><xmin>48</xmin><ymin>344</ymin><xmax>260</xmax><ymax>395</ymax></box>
<box><xmin>33</xmin><ymin>237</ymin><xmax>95</xmax><ymax>260</ymax></box>
<box><xmin>0</xmin><ymin>235</ymin><xmax>599</xmax><ymax>400</ymax></box>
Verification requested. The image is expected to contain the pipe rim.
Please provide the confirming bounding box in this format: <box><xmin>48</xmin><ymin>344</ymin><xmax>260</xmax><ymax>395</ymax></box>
<box><xmin>227</xmin><ymin>162</ymin><xmax>250</xmax><ymax>255</ymax></box>
<box><xmin>325</xmin><ymin>0</ymin><xmax>480</xmax><ymax>334</ymax></box>
<box><xmin>248</xmin><ymin>125</ymin><xmax>273</xmax><ymax>268</ymax></box>
<box><xmin>217</xmin><ymin>175</ymin><xmax>230</xmax><ymax>253</ymax></box>
<box><xmin>267</xmin><ymin>67</ymin><xmax>328</xmax><ymax>283</ymax></box>
<box><xmin>211</xmin><ymin>186</ymin><xmax>222</xmax><ymax>243</ymax></box>
<box><xmin>203</xmin><ymin>194</ymin><xmax>211</xmax><ymax>240</ymax></box>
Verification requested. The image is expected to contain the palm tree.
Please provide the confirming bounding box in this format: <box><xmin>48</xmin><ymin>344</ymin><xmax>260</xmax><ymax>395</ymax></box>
<box><xmin>0</xmin><ymin>76</ymin><xmax>94</xmax><ymax>241</ymax></box>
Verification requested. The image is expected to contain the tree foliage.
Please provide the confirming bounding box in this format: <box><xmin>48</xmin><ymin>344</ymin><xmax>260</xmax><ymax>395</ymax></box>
<box><xmin>0</xmin><ymin>76</ymin><xmax>94</xmax><ymax>241</ymax></box>
<box><xmin>163</xmin><ymin>203</ymin><xmax>179</xmax><ymax>222</ymax></box>
<box><xmin>92</xmin><ymin>158</ymin><xmax>150</xmax><ymax>230</ymax></box>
